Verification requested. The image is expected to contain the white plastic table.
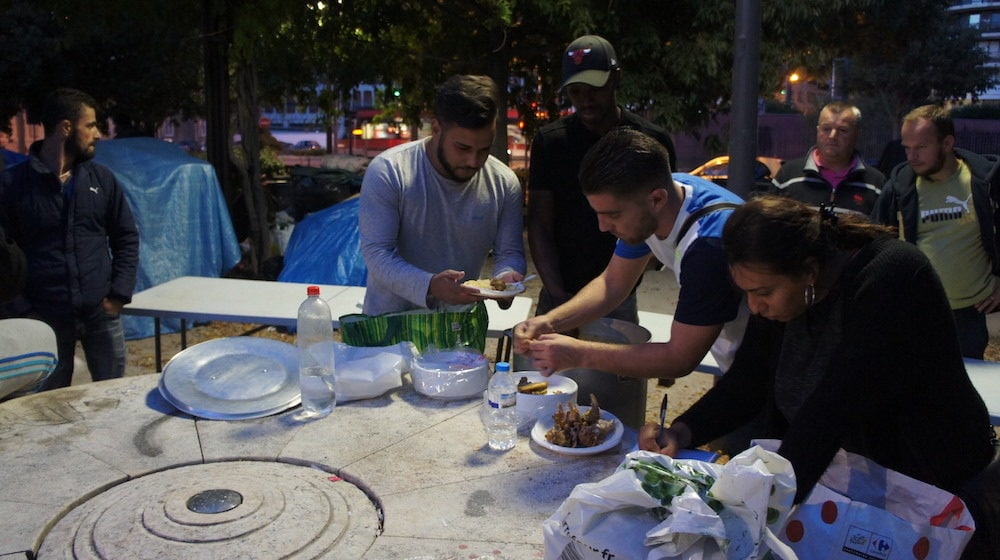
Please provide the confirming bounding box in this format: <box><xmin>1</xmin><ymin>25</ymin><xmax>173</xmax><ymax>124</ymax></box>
<box><xmin>638</xmin><ymin>314</ymin><xmax>1000</xmax><ymax>426</ymax></box>
<box><xmin>638</xmin><ymin>310</ymin><xmax>723</xmax><ymax>376</ymax></box>
<box><xmin>123</xmin><ymin>276</ymin><xmax>533</xmax><ymax>371</ymax></box>
<box><xmin>963</xmin><ymin>359</ymin><xmax>1000</xmax><ymax>426</ymax></box>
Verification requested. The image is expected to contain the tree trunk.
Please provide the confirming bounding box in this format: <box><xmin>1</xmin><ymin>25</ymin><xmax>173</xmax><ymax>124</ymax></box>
<box><xmin>233</xmin><ymin>56</ymin><xmax>269</xmax><ymax>277</ymax></box>
<box><xmin>487</xmin><ymin>28</ymin><xmax>510</xmax><ymax>165</ymax></box>
<box><xmin>202</xmin><ymin>0</ymin><xmax>235</xmax><ymax>208</ymax></box>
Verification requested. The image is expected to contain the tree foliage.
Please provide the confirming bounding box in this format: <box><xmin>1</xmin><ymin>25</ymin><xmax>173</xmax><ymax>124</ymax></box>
<box><xmin>3</xmin><ymin>0</ymin><xmax>997</xmax><ymax>272</ymax></box>
<box><xmin>0</xmin><ymin>2</ymin><xmax>62</xmax><ymax>134</ymax></box>
<box><xmin>781</xmin><ymin>0</ymin><xmax>998</xmax><ymax>132</ymax></box>
<box><xmin>0</xmin><ymin>0</ymin><xmax>203</xmax><ymax>135</ymax></box>
<box><xmin>4</xmin><ymin>0</ymin><xmax>995</xmax><ymax>137</ymax></box>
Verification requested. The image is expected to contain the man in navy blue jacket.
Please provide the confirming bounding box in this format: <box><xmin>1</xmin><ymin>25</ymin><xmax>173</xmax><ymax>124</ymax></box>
<box><xmin>0</xmin><ymin>89</ymin><xmax>139</xmax><ymax>391</ymax></box>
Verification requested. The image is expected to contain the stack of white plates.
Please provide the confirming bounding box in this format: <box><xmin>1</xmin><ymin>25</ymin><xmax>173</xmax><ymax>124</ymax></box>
<box><xmin>158</xmin><ymin>337</ymin><xmax>301</xmax><ymax>420</ymax></box>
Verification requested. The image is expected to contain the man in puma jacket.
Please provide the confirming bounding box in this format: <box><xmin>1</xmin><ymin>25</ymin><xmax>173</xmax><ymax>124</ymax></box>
<box><xmin>872</xmin><ymin>105</ymin><xmax>1000</xmax><ymax>359</ymax></box>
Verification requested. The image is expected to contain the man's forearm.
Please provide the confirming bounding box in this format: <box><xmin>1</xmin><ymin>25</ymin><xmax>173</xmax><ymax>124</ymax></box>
<box><xmin>576</xmin><ymin>341</ymin><xmax>704</xmax><ymax>379</ymax></box>
<box><xmin>542</xmin><ymin>278</ymin><xmax>624</xmax><ymax>333</ymax></box>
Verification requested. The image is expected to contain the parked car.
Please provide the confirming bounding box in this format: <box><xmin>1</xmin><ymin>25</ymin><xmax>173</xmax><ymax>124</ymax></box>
<box><xmin>687</xmin><ymin>156</ymin><xmax>783</xmax><ymax>189</ymax></box>
<box><xmin>290</xmin><ymin>140</ymin><xmax>323</xmax><ymax>153</ymax></box>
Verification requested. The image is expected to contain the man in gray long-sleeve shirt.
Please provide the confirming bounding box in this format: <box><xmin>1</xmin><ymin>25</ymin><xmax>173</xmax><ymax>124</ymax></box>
<box><xmin>359</xmin><ymin>75</ymin><xmax>526</xmax><ymax>315</ymax></box>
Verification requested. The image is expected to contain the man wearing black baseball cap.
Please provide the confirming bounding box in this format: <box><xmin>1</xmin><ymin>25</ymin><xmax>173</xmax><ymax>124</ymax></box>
<box><xmin>561</xmin><ymin>35</ymin><xmax>619</xmax><ymax>89</ymax></box>
<box><xmin>527</xmin><ymin>34</ymin><xmax>677</xmax><ymax>322</ymax></box>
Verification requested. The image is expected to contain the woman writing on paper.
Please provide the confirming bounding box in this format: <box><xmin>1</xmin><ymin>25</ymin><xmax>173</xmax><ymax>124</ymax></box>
<box><xmin>639</xmin><ymin>196</ymin><xmax>999</xmax><ymax>557</ymax></box>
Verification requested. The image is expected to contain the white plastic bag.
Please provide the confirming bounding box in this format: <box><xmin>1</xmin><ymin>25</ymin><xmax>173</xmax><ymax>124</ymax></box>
<box><xmin>543</xmin><ymin>446</ymin><xmax>797</xmax><ymax>560</ymax></box>
<box><xmin>333</xmin><ymin>341</ymin><xmax>412</xmax><ymax>402</ymax></box>
<box><xmin>772</xmin><ymin>446</ymin><xmax>976</xmax><ymax>560</ymax></box>
<box><xmin>270</xmin><ymin>210</ymin><xmax>295</xmax><ymax>256</ymax></box>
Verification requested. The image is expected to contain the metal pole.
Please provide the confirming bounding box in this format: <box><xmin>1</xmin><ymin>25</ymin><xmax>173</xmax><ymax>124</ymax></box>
<box><xmin>203</xmin><ymin>0</ymin><xmax>232</xmax><ymax>199</ymax></box>
<box><xmin>728</xmin><ymin>0</ymin><xmax>762</xmax><ymax>198</ymax></box>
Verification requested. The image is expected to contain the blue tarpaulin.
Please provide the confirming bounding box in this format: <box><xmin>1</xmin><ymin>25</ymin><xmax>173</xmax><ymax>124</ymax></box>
<box><xmin>278</xmin><ymin>196</ymin><xmax>366</xmax><ymax>286</ymax></box>
<box><xmin>1</xmin><ymin>149</ymin><xmax>27</xmax><ymax>169</ymax></box>
<box><xmin>94</xmin><ymin>138</ymin><xmax>242</xmax><ymax>339</ymax></box>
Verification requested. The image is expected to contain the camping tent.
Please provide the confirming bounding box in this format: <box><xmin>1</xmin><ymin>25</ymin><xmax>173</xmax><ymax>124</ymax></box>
<box><xmin>94</xmin><ymin>138</ymin><xmax>241</xmax><ymax>339</ymax></box>
<box><xmin>277</xmin><ymin>195</ymin><xmax>366</xmax><ymax>287</ymax></box>
<box><xmin>1</xmin><ymin>149</ymin><xmax>26</xmax><ymax>170</ymax></box>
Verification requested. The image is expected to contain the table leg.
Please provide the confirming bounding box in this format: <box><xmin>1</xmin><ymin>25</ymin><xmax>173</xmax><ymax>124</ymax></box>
<box><xmin>154</xmin><ymin>317</ymin><xmax>162</xmax><ymax>373</ymax></box>
<box><xmin>495</xmin><ymin>328</ymin><xmax>513</xmax><ymax>364</ymax></box>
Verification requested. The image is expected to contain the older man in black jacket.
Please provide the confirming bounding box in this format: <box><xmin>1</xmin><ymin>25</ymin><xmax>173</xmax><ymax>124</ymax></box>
<box><xmin>771</xmin><ymin>101</ymin><xmax>884</xmax><ymax>215</ymax></box>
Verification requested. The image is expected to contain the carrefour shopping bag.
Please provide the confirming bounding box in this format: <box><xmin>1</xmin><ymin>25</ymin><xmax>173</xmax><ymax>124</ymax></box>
<box><xmin>543</xmin><ymin>446</ymin><xmax>797</xmax><ymax>560</ymax></box>
<box><xmin>771</xmin><ymin>445</ymin><xmax>975</xmax><ymax>560</ymax></box>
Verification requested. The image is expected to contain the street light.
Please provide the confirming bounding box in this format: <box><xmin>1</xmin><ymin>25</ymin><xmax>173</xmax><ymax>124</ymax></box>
<box><xmin>786</xmin><ymin>72</ymin><xmax>801</xmax><ymax>106</ymax></box>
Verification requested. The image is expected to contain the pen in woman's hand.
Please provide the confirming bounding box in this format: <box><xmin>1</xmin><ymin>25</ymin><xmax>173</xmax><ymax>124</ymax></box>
<box><xmin>658</xmin><ymin>392</ymin><xmax>668</xmax><ymax>434</ymax></box>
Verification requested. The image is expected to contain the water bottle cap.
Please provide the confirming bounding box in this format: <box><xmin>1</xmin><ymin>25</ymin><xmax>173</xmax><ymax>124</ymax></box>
<box><xmin>307</xmin><ymin>285</ymin><xmax>320</xmax><ymax>296</ymax></box>
<box><xmin>496</xmin><ymin>361</ymin><xmax>510</xmax><ymax>373</ymax></box>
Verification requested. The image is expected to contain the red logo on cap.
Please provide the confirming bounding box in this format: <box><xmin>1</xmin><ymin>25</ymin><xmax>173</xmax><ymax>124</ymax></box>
<box><xmin>568</xmin><ymin>48</ymin><xmax>592</xmax><ymax>66</ymax></box>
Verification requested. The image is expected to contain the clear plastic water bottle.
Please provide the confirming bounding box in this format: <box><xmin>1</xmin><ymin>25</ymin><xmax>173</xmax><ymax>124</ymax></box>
<box><xmin>484</xmin><ymin>361</ymin><xmax>517</xmax><ymax>450</ymax></box>
<box><xmin>297</xmin><ymin>285</ymin><xmax>336</xmax><ymax>418</ymax></box>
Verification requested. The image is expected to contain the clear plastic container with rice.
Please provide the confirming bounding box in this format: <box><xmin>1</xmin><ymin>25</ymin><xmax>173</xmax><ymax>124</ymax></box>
<box><xmin>411</xmin><ymin>347</ymin><xmax>490</xmax><ymax>400</ymax></box>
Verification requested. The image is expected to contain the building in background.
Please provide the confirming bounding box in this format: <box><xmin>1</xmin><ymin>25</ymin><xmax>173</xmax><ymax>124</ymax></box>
<box><xmin>949</xmin><ymin>0</ymin><xmax>1000</xmax><ymax>102</ymax></box>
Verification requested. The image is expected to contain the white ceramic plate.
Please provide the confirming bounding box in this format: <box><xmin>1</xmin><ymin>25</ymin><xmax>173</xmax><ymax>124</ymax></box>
<box><xmin>466</xmin><ymin>282</ymin><xmax>526</xmax><ymax>298</ymax></box>
<box><xmin>531</xmin><ymin>406</ymin><xmax>624</xmax><ymax>456</ymax></box>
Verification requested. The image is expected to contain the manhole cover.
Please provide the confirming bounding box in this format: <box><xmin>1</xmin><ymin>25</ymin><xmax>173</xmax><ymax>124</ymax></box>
<box><xmin>38</xmin><ymin>461</ymin><xmax>380</xmax><ymax>559</ymax></box>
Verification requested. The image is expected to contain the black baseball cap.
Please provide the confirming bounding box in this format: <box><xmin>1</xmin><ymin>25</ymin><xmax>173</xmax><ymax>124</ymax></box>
<box><xmin>560</xmin><ymin>35</ymin><xmax>619</xmax><ymax>90</ymax></box>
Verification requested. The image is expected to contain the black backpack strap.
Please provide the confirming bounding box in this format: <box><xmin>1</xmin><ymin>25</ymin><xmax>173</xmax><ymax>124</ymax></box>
<box><xmin>677</xmin><ymin>202</ymin><xmax>740</xmax><ymax>241</ymax></box>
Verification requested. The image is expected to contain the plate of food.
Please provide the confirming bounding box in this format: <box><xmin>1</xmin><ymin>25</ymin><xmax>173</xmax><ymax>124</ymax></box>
<box><xmin>462</xmin><ymin>278</ymin><xmax>525</xmax><ymax>298</ymax></box>
<box><xmin>530</xmin><ymin>396</ymin><xmax>624</xmax><ymax>456</ymax></box>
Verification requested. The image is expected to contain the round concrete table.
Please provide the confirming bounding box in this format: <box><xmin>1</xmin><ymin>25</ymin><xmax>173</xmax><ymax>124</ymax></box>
<box><xmin>0</xmin><ymin>374</ymin><xmax>634</xmax><ymax>558</ymax></box>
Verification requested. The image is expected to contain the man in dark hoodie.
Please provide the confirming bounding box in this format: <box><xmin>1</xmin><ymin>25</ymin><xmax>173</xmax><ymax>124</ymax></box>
<box><xmin>0</xmin><ymin>88</ymin><xmax>139</xmax><ymax>390</ymax></box>
<box><xmin>873</xmin><ymin>104</ymin><xmax>1000</xmax><ymax>359</ymax></box>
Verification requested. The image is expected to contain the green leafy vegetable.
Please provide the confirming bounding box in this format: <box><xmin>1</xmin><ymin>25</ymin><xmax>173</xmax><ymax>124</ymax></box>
<box><xmin>624</xmin><ymin>457</ymin><xmax>722</xmax><ymax>521</ymax></box>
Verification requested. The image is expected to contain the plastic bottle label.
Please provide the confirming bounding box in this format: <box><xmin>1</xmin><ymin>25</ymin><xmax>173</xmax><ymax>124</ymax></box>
<box><xmin>489</xmin><ymin>391</ymin><xmax>516</xmax><ymax>409</ymax></box>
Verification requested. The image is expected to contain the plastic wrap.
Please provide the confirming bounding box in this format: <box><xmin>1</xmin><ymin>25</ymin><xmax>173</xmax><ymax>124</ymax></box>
<box><xmin>334</xmin><ymin>341</ymin><xmax>412</xmax><ymax>403</ymax></box>
<box><xmin>410</xmin><ymin>346</ymin><xmax>489</xmax><ymax>400</ymax></box>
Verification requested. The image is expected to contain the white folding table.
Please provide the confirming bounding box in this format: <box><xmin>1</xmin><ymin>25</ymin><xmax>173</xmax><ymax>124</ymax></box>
<box><xmin>123</xmin><ymin>276</ymin><xmax>533</xmax><ymax>371</ymax></box>
<box><xmin>640</xmin><ymin>314</ymin><xmax>998</xmax><ymax>424</ymax></box>
<box><xmin>963</xmin><ymin>359</ymin><xmax>1000</xmax><ymax>426</ymax></box>
<box><xmin>638</xmin><ymin>310</ymin><xmax>723</xmax><ymax>376</ymax></box>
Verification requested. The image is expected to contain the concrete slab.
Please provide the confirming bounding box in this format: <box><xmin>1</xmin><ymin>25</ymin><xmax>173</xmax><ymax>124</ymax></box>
<box><xmin>362</xmin><ymin>536</ymin><xmax>544</xmax><ymax>559</ymax></box>
<box><xmin>0</xmin><ymin>378</ymin><xmax>202</xmax><ymax>476</ymax></box>
<box><xmin>378</xmin><ymin>461</ymin><xmax>623</xmax><ymax>544</ymax></box>
<box><xmin>276</xmin><ymin>383</ymin><xmax>479</xmax><ymax>469</ymax></box>
<box><xmin>0</xmin><ymin>374</ymin><xmax>635</xmax><ymax>557</ymax></box>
